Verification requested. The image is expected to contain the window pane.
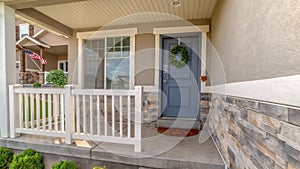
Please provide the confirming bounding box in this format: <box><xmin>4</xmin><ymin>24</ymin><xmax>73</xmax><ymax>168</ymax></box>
<box><xmin>20</xmin><ymin>24</ymin><xmax>29</xmax><ymax>38</ymax></box>
<box><xmin>122</xmin><ymin>47</ymin><xmax>130</xmax><ymax>58</ymax></box>
<box><xmin>115</xmin><ymin>37</ymin><xmax>122</xmax><ymax>47</ymax></box>
<box><xmin>106</xmin><ymin>58</ymin><xmax>129</xmax><ymax>89</ymax></box>
<box><xmin>106</xmin><ymin>37</ymin><xmax>114</xmax><ymax>47</ymax></box>
<box><xmin>98</xmin><ymin>49</ymin><xmax>105</xmax><ymax>58</ymax></box>
<box><xmin>123</xmin><ymin>37</ymin><xmax>130</xmax><ymax>46</ymax></box>
<box><xmin>59</xmin><ymin>63</ymin><xmax>64</xmax><ymax>70</ymax></box>
<box><xmin>114</xmin><ymin>47</ymin><xmax>121</xmax><ymax>58</ymax></box>
<box><xmin>66</xmin><ymin>62</ymin><xmax>68</xmax><ymax>72</ymax></box>
<box><xmin>91</xmin><ymin>40</ymin><xmax>98</xmax><ymax>49</ymax></box>
<box><xmin>83</xmin><ymin>39</ymin><xmax>105</xmax><ymax>89</ymax></box>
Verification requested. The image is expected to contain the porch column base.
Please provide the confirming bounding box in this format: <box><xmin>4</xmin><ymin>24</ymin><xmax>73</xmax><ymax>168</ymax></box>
<box><xmin>39</xmin><ymin>72</ymin><xmax>45</xmax><ymax>84</ymax></box>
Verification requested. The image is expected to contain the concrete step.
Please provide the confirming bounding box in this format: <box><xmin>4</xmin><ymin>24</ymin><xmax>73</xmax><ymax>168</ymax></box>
<box><xmin>157</xmin><ymin>117</ymin><xmax>201</xmax><ymax>130</ymax></box>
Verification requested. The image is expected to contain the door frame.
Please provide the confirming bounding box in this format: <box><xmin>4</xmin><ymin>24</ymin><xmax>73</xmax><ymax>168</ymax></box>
<box><xmin>153</xmin><ymin>26</ymin><xmax>209</xmax><ymax>118</ymax></box>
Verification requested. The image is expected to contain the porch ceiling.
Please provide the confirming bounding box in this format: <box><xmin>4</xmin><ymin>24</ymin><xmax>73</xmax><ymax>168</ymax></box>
<box><xmin>19</xmin><ymin>0</ymin><xmax>218</xmax><ymax>30</ymax></box>
<box><xmin>35</xmin><ymin>0</ymin><xmax>217</xmax><ymax>29</ymax></box>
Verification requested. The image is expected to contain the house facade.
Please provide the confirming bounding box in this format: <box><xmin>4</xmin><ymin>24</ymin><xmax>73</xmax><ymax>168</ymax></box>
<box><xmin>0</xmin><ymin>0</ymin><xmax>300</xmax><ymax>169</ymax></box>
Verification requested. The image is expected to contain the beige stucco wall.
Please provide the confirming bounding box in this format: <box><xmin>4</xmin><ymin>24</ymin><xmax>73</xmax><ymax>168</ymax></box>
<box><xmin>209</xmin><ymin>0</ymin><xmax>300</xmax><ymax>84</ymax></box>
<box><xmin>135</xmin><ymin>33</ymin><xmax>155</xmax><ymax>85</ymax></box>
<box><xmin>39</xmin><ymin>33</ymin><xmax>68</xmax><ymax>46</ymax></box>
<box><xmin>25</xmin><ymin>53</ymin><xmax>58</xmax><ymax>71</ymax></box>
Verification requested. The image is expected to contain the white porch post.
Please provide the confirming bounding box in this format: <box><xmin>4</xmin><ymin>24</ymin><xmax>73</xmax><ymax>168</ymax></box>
<box><xmin>0</xmin><ymin>3</ymin><xmax>16</xmax><ymax>138</ymax></box>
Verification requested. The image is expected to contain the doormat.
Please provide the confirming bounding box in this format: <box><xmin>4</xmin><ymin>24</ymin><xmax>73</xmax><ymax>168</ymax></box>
<box><xmin>157</xmin><ymin>127</ymin><xmax>199</xmax><ymax>137</ymax></box>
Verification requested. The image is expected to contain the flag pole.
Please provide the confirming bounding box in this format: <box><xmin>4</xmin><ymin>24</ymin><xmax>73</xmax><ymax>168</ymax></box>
<box><xmin>39</xmin><ymin>46</ymin><xmax>45</xmax><ymax>84</ymax></box>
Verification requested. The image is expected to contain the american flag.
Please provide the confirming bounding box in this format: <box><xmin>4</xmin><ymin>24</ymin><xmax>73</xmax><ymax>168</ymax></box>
<box><xmin>23</xmin><ymin>48</ymin><xmax>47</xmax><ymax>65</ymax></box>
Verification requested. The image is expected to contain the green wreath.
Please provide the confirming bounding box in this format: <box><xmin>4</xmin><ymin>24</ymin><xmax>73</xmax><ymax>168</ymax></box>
<box><xmin>168</xmin><ymin>45</ymin><xmax>189</xmax><ymax>68</ymax></box>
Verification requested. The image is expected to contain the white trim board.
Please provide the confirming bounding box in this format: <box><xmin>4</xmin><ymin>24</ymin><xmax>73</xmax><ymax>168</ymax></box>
<box><xmin>153</xmin><ymin>25</ymin><xmax>209</xmax><ymax>34</ymax></box>
<box><xmin>202</xmin><ymin>75</ymin><xmax>300</xmax><ymax>108</ymax></box>
<box><xmin>77</xmin><ymin>28</ymin><xmax>137</xmax><ymax>39</ymax></box>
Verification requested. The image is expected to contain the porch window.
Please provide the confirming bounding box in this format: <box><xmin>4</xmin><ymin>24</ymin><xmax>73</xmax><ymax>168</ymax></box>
<box><xmin>19</xmin><ymin>24</ymin><xmax>29</xmax><ymax>39</ymax></box>
<box><xmin>58</xmin><ymin>60</ymin><xmax>68</xmax><ymax>72</ymax></box>
<box><xmin>83</xmin><ymin>36</ymin><xmax>130</xmax><ymax>89</ymax></box>
<box><xmin>106</xmin><ymin>36</ymin><xmax>130</xmax><ymax>89</ymax></box>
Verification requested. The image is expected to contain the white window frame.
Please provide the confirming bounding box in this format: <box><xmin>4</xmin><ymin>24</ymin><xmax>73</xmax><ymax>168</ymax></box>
<box><xmin>58</xmin><ymin>60</ymin><xmax>68</xmax><ymax>72</ymax></box>
<box><xmin>77</xmin><ymin>28</ymin><xmax>137</xmax><ymax>89</ymax></box>
<box><xmin>19</xmin><ymin>23</ymin><xmax>29</xmax><ymax>39</ymax></box>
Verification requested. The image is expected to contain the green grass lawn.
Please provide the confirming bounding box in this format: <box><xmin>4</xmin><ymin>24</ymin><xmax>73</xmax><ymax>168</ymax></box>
<box><xmin>23</xmin><ymin>97</ymin><xmax>54</xmax><ymax>126</ymax></box>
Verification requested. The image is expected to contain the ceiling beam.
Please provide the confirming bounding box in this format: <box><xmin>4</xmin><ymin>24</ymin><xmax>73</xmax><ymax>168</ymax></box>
<box><xmin>5</xmin><ymin>0</ymin><xmax>89</xmax><ymax>9</ymax></box>
<box><xmin>16</xmin><ymin>8</ymin><xmax>73</xmax><ymax>37</ymax></box>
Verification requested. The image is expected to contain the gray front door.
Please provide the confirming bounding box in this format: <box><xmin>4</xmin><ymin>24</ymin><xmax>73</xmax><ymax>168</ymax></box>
<box><xmin>161</xmin><ymin>34</ymin><xmax>201</xmax><ymax>119</ymax></box>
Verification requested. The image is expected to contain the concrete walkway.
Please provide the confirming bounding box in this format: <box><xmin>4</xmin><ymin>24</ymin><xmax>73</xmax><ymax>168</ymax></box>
<box><xmin>0</xmin><ymin>125</ymin><xmax>225</xmax><ymax>169</ymax></box>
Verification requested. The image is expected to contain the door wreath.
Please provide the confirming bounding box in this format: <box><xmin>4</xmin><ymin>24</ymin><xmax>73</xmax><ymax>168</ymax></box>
<box><xmin>168</xmin><ymin>45</ymin><xmax>189</xmax><ymax>68</ymax></box>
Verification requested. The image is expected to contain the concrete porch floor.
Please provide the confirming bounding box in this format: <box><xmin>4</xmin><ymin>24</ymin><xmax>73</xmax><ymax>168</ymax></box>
<box><xmin>0</xmin><ymin>124</ymin><xmax>225</xmax><ymax>169</ymax></box>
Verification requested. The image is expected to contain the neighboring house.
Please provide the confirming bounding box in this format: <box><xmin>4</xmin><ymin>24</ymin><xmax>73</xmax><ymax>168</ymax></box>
<box><xmin>15</xmin><ymin>19</ymin><xmax>69</xmax><ymax>84</ymax></box>
<box><xmin>0</xmin><ymin>1</ymin><xmax>300</xmax><ymax>169</ymax></box>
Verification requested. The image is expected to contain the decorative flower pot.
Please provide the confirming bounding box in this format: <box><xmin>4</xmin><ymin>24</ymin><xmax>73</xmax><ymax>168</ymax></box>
<box><xmin>200</xmin><ymin>76</ymin><xmax>207</xmax><ymax>82</ymax></box>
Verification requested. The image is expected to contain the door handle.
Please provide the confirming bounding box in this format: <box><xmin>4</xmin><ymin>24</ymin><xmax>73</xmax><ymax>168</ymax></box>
<box><xmin>163</xmin><ymin>79</ymin><xmax>167</xmax><ymax>83</ymax></box>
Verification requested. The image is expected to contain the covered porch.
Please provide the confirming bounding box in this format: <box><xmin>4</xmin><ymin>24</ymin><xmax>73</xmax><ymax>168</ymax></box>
<box><xmin>0</xmin><ymin>0</ymin><xmax>223</xmax><ymax>168</ymax></box>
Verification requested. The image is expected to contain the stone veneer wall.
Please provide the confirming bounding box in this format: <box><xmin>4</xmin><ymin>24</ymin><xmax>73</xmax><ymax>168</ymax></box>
<box><xmin>207</xmin><ymin>93</ymin><xmax>300</xmax><ymax>169</ymax></box>
<box><xmin>19</xmin><ymin>71</ymin><xmax>39</xmax><ymax>84</ymax></box>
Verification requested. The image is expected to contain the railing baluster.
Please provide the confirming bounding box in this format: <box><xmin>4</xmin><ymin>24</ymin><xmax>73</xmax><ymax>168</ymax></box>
<box><xmin>112</xmin><ymin>95</ymin><xmax>115</xmax><ymax>136</ymax></box>
<box><xmin>127</xmin><ymin>95</ymin><xmax>131</xmax><ymax>138</ymax></box>
<box><xmin>24</xmin><ymin>93</ymin><xmax>29</xmax><ymax>129</ymax></box>
<box><xmin>53</xmin><ymin>94</ymin><xmax>58</xmax><ymax>131</ymax></box>
<box><xmin>76</xmin><ymin>95</ymin><xmax>80</xmax><ymax>133</ymax></box>
<box><xmin>19</xmin><ymin>94</ymin><xmax>23</xmax><ymax>129</ymax></box>
<box><xmin>83</xmin><ymin>95</ymin><xmax>86</xmax><ymax>134</ymax></box>
<box><xmin>36</xmin><ymin>94</ymin><xmax>40</xmax><ymax>130</ymax></box>
<box><xmin>60</xmin><ymin>94</ymin><xmax>65</xmax><ymax>132</ymax></box>
<box><xmin>30</xmin><ymin>94</ymin><xmax>34</xmax><ymax>129</ymax></box>
<box><xmin>48</xmin><ymin>94</ymin><xmax>52</xmax><ymax>130</ymax></box>
<box><xmin>104</xmin><ymin>95</ymin><xmax>107</xmax><ymax>136</ymax></box>
<box><xmin>90</xmin><ymin>95</ymin><xmax>93</xmax><ymax>135</ymax></box>
<box><xmin>120</xmin><ymin>95</ymin><xmax>123</xmax><ymax>137</ymax></box>
<box><xmin>42</xmin><ymin>94</ymin><xmax>46</xmax><ymax>130</ymax></box>
<box><xmin>97</xmin><ymin>95</ymin><xmax>100</xmax><ymax>135</ymax></box>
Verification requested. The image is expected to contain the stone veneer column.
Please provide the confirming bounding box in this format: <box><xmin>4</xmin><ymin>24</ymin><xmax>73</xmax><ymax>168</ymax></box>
<box><xmin>0</xmin><ymin>3</ymin><xmax>16</xmax><ymax>137</ymax></box>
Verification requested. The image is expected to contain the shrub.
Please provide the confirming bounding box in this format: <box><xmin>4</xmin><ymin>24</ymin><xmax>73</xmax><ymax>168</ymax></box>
<box><xmin>52</xmin><ymin>160</ymin><xmax>77</xmax><ymax>169</ymax></box>
<box><xmin>0</xmin><ymin>147</ymin><xmax>13</xmax><ymax>169</ymax></box>
<box><xmin>46</xmin><ymin>70</ymin><xmax>67</xmax><ymax>88</ymax></box>
<box><xmin>33</xmin><ymin>82</ymin><xmax>41</xmax><ymax>88</ymax></box>
<box><xmin>9</xmin><ymin>149</ymin><xmax>44</xmax><ymax>169</ymax></box>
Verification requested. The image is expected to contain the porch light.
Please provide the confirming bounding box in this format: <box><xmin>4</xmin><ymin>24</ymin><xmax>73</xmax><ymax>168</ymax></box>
<box><xmin>171</xmin><ymin>0</ymin><xmax>181</xmax><ymax>7</ymax></box>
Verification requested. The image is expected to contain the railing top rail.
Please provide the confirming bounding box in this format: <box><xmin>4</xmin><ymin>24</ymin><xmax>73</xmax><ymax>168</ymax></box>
<box><xmin>72</xmin><ymin>89</ymin><xmax>137</xmax><ymax>96</ymax></box>
<box><xmin>14</xmin><ymin>88</ymin><xmax>65</xmax><ymax>94</ymax></box>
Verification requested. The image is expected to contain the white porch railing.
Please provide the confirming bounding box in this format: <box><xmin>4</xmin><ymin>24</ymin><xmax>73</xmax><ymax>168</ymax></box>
<box><xmin>9</xmin><ymin>85</ymin><xmax>143</xmax><ymax>152</ymax></box>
